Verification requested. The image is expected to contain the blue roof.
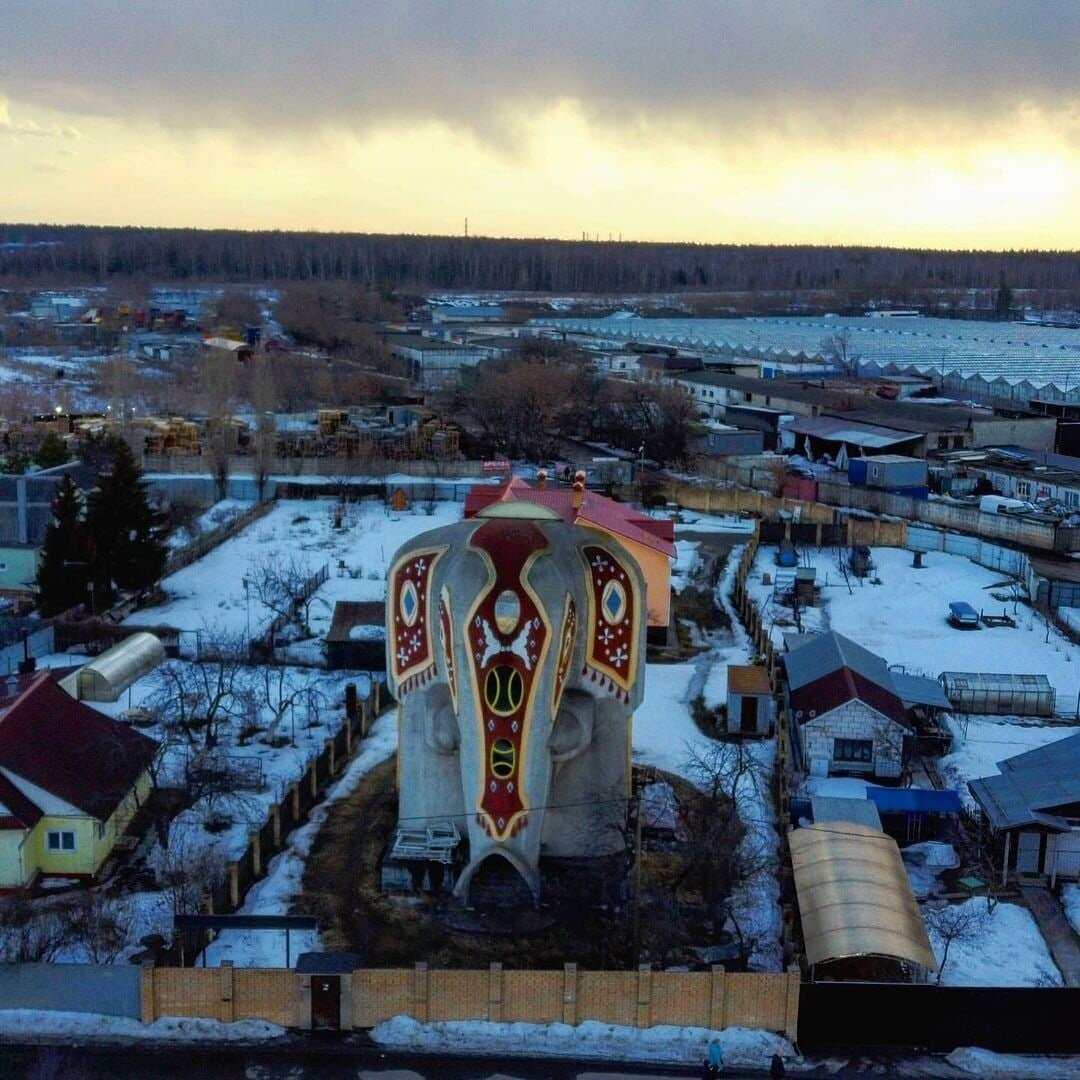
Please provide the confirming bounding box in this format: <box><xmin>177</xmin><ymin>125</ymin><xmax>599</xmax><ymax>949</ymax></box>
<box><xmin>867</xmin><ymin>787</ymin><xmax>963</xmax><ymax>814</ymax></box>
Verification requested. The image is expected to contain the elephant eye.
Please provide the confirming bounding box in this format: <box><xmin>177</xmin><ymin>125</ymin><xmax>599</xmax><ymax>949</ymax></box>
<box><xmin>494</xmin><ymin>590</ymin><xmax>521</xmax><ymax>634</ymax></box>
<box><xmin>491</xmin><ymin>738</ymin><xmax>516</xmax><ymax>778</ymax></box>
<box><xmin>485</xmin><ymin>665</ymin><xmax>524</xmax><ymax>715</ymax></box>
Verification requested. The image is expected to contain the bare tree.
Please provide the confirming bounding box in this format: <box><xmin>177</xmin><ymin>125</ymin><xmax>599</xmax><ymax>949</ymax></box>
<box><xmin>199</xmin><ymin>347</ymin><xmax>238</xmax><ymax>500</ymax></box>
<box><xmin>246</xmin><ymin>552</ymin><xmax>325</xmax><ymax>637</ymax></box>
<box><xmin>153</xmin><ymin>829</ymin><xmax>227</xmax><ymax>917</ymax></box>
<box><xmin>249</xmin><ymin>361</ymin><xmax>278</xmax><ymax>502</ymax></box>
<box><xmin>820</xmin><ymin>328</ymin><xmax>860</xmax><ymax>376</ymax></box>
<box><xmin>149</xmin><ymin>635</ymin><xmax>249</xmax><ymax>750</ymax></box>
<box><xmin>923</xmin><ymin>899</ymin><xmax>988</xmax><ymax>984</ymax></box>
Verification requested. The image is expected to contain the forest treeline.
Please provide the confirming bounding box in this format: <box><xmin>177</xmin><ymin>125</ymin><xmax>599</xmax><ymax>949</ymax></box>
<box><xmin>1</xmin><ymin>224</ymin><xmax>1079</xmax><ymax>302</ymax></box>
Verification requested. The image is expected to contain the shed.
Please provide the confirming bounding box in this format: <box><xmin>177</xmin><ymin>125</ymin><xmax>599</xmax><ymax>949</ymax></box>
<box><xmin>58</xmin><ymin>632</ymin><xmax>166</xmax><ymax>702</ymax></box>
<box><xmin>326</xmin><ymin>601</ymin><xmax>386</xmax><ymax>672</ymax></box>
<box><xmin>789</xmin><ymin>822</ymin><xmax>937</xmax><ymax>974</ymax></box>
<box><xmin>866</xmin><ymin>787</ymin><xmax>963</xmax><ymax>842</ymax></box>
<box><xmin>939</xmin><ymin>672</ymin><xmax>1055</xmax><ymax>718</ymax></box>
<box><xmin>891</xmin><ymin>673</ymin><xmax>952</xmax><ymax>712</ymax></box>
<box><xmin>725</xmin><ymin>664</ymin><xmax>775</xmax><ymax>735</ymax></box>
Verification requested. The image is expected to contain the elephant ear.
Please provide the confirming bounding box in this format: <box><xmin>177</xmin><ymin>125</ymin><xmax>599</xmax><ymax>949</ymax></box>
<box><xmin>423</xmin><ymin>683</ymin><xmax>460</xmax><ymax>755</ymax></box>
<box><xmin>549</xmin><ymin>690</ymin><xmax>595</xmax><ymax>762</ymax></box>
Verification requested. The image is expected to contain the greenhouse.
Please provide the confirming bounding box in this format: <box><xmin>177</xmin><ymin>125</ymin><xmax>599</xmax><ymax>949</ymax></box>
<box><xmin>939</xmin><ymin>671</ymin><xmax>1056</xmax><ymax>718</ymax></box>
<box><xmin>60</xmin><ymin>632</ymin><xmax>166</xmax><ymax>702</ymax></box>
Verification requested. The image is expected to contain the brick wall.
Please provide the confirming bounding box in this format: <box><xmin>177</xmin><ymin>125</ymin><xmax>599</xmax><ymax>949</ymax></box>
<box><xmin>143</xmin><ymin>962</ymin><xmax>800</xmax><ymax>1038</ymax></box>
<box><xmin>802</xmin><ymin>702</ymin><xmax>904</xmax><ymax>778</ymax></box>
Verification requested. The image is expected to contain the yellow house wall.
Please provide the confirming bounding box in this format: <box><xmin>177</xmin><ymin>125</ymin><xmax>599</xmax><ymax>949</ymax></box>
<box><xmin>581</xmin><ymin>525</ymin><xmax>672</xmax><ymax>628</ymax></box>
<box><xmin>23</xmin><ymin>769</ymin><xmax>151</xmax><ymax>880</ymax></box>
<box><xmin>0</xmin><ymin>831</ymin><xmax>30</xmax><ymax>888</ymax></box>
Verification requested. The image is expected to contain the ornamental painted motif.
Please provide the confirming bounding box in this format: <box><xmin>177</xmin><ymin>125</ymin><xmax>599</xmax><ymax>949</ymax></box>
<box><xmin>387</xmin><ymin>546</ymin><xmax>447</xmax><ymax>694</ymax></box>
<box><xmin>580</xmin><ymin>543</ymin><xmax>640</xmax><ymax>701</ymax></box>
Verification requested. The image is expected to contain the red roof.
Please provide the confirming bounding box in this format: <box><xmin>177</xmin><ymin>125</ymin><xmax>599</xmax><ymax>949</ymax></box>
<box><xmin>464</xmin><ymin>478</ymin><xmax>676</xmax><ymax>558</ymax></box>
<box><xmin>0</xmin><ymin>674</ymin><xmax>157</xmax><ymax>825</ymax></box>
<box><xmin>790</xmin><ymin>668</ymin><xmax>910</xmax><ymax>729</ymax></box>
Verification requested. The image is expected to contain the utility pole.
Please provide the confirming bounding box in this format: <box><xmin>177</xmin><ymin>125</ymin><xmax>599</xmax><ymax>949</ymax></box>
<box><xmin>631</xmin><ymin>784</ymin><xmax>643</xmax><ymax>968</ymax></box>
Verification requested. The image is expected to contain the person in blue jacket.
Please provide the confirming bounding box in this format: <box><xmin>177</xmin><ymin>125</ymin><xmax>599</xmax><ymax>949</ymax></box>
<box><xmin>707</xmin><ymin>1038</ymin><xmax>724</xmax><ymax>1072</ymax></box>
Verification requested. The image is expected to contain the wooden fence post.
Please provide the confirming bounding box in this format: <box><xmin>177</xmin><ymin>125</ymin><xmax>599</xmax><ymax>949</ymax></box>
<box><xmin>227</xmin><ymin>862</ymin><xmax>239</xmax><ymax>909</ymax></box>
<box><xmin>709</xmin><ymin>965</ymin><xmax>726</xmax><ymax>1030</ymax></box>
<box><xmin>139</xmin><ymin>959</ymin><xmax>156</xmax><ymax>1023</ymax></box>
<box><xmin>219</xmin><ymin>961</ymin><xmax>235</xmax><ymax>1023</ymax></box>
<box><xmin>309</xmin><ymin>759</ymin><xmax>319</xmax><ymax>800</ymax></box>
<box><xmin>488</xmin><ymin>962</ymin><xmax>503</xmax><ymax>1022</ymax></box>
<box><xmin>784</xmin><ymin>964</ymin><xmax>801</xmax><ymax>1041</ymax></box>
<box><xmin>325</xmin><ymin>737</ymin><xmax>336</xmax><ymax>776</ymax></box>
<box><xmin>290</xmin><ymin>782</ymin><xmax>301</xmax><ymax>823</ymax></box>
<box><xmin>412</xmin><ymin>962</ymin><xmax>429</xmax><ymax>1022</ymax></box>
<box><xmin>562</xmin><ymin>963</ymin><xmax>578</xmax><ymax>1025</ymax></box>
<box><xmin>250</xmin><ymin>830</ymin><xmax>262</xmax><ymax>878</ymax></box>
<box><xmin>269</xmin><ymin>803</ymin><xmax>282</xmax><ymax>849</ymax></box>
<box><xmin>636</xmin><ymin>964</ymin><xmax>652</xmax><ymax>1028</ymax></box>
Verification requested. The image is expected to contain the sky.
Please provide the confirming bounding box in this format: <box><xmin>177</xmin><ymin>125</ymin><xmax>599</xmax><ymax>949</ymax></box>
<box><xmin>2</xmin><ymin>1</ymin><xmax>1079</xmax><ymax>249</ymax></box>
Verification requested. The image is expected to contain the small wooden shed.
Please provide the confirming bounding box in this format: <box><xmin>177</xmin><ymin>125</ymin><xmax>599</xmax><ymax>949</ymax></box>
<box><xmin>326</xmin><ymin>601</ymin><xmax>386</xmax><ymax>672</ymax></box>
<box><xmin>726</xmin><ymin>664</ymin><xmax>775</xmax><ymax>735</ymax></box>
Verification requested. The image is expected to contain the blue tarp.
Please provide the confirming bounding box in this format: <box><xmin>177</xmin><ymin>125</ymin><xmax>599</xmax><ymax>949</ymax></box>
<box><xmin>867</xmin><ymin>787</ymin><xmax>963</xmax><ymax>814</ymax></box>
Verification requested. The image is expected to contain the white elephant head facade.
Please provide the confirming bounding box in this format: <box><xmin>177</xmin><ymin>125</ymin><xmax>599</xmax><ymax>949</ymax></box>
<box><xmin>386</xmin><ymin>505</ymin><xmax>647</xmax><ymax>902</ymax></box>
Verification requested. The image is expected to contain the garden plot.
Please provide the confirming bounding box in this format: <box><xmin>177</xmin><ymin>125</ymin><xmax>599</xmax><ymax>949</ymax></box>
<box><xmin>633</xmin><ymin>546</ymin><xmax>782</xmax><ymax>972</ymax></box>
<box><xmin>746</xmin><ymin>545</ymin><xmax>1079</xmax><ymax>708</ymax></box>
<box><xmin>125</xmin><ymin>498</ymin><xmax>463</xmax><ymax>652</ymax></box>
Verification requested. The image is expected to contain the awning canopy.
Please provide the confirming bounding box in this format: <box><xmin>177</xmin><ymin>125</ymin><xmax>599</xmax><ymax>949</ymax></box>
<box><xmin>789</xmin><ymin>822</ymin><xmax>938</xmax><ymax>972</ymax></box>
<box><xmin>866</xmin><ymin>787</ymin><xmax>963</xmax><ymax>815</ymax></box>
<box><xmin>892</xmin><ymin>673</ymin><xmax>952</xmax><ymax>711</ymax></box>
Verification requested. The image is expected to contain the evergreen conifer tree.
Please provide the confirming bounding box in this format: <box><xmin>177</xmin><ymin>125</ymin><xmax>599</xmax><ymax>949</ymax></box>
<box><xmin>86</xmin><ymin>441</ymin><xmax>167</xmax><ymax>602</ymax></box>
<box><xmin>36</xmin><ymin>473</ymin><xmax>92</xmax><ymax>616</ymax></box>
<box><xmin>33</xmin><ymin>432</ymin><xmax>70</xmax><ymax>470</ymax></box>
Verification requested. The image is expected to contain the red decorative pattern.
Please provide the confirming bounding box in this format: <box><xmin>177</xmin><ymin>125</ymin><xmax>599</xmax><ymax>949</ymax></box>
<box><xmin>439</xmin><ymin>587</ymin><xmax>457</xmax><ymax>712</ymax></box>
<box><xmin>388</xmin><ymin>547</ymin><xmax>445</xmax><ymax>695</ymax></box>
<box><xmin>466</xmin><ymin>519</ymin><xmax>552</xmax><ymax>842</ymax></box>
<box><xmin>551</xmin><ymin>596</ymin><xmax>577</xmax><ymax>721</ymax></box>
<box><xmin>581</xmin><ymin>544</ymin><xmax>638</xmax><ymax>702</ymax></box>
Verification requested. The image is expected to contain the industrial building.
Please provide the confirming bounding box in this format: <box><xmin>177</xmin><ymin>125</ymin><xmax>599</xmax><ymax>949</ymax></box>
<box><xmin>384</xmin><ymin>333</ymin><xmax>487</xmax><ymax>389</ymax></box>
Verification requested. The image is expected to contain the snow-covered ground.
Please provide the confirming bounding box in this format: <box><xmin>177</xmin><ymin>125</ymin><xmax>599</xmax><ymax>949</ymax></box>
<box><xmin>1063</xmin><ymin>884</ymin><xmax>1080</xmax><ymax>937</ymax></box>
<box><xmin>371</xmin><ymin>1015</ymin><xmax>797</xmax><ymax>1069</ymax></box>
<box><xmin>947</xmin><ymin>1047</ymin><xmax>1080</xmax><ymax>1079</ymax></box>
<box><xmin>671</xmin><ymin>540</ymin><xmax>701</xmax><ymax>592</ymax></box>
<box><xmin>165</xmin><ymin>498</ymin><xmax>251</xmax><ymax>550</ymax></box>
<box><xmin>203</xmin><ymin>710</ymin><xmax>397</xmax><ymax>966</ymax></box>
<box><xmin>746</xmin><ymin>546</ymin><xmax>1079</xmax><ymax>708</ymax></box>
<box><xmin>938</xmin><ymin>716</ymin><xmax>1077</xmax><ymax>813</ymax></box>
<box><xmin>0</xmin><ymin>1010</ymin><xmax>285</xmax><ymax>1043</ymax></box>
<box><xmin>927</xmin><ymin>898</ymin><xmax>1063</xmax><ymax>987</ymax></box>
<box><xmin>632</xmin><ymin>545</ymin><xmax>782</xmax><ymax>972</ymax></box>
<box><xmin>125</xmin><ymin>498</ymin><xmax>463</xmax><ymax>646</ymax></box>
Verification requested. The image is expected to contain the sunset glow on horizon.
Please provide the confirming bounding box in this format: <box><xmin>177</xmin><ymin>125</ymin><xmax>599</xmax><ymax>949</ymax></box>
<box><xmin>3</xmin><ymin>1</ymin><xmax>1079</xmax><ymax>250</ymax></box>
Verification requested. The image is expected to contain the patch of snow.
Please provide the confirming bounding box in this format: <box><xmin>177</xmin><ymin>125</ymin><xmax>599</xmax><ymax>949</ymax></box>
<box><xmin>0</xmin><ymin>1010</ymin><xmax>285</xmax><ymax>1042</ymax></box>
<box><xmin>927</xmin><ymin>898</ymin><xmax>1063</xmax><ymax>987</ymax></box>
<box><xmin>202</xmin><ymin>710</ymin><xmax>398</xmax><ymax>966</ymax></box>
<box><xmin>902</xmin><ymin>841</ymin><xmax>958</xmax><ymax>900</ymax></box>
<box><xmin>947</xmin><ymin>1047</ymin><xmax>1080</xmax><ymax>1078</ymax></box>
<box><xmin>349</xmin><ymin>624</ymin><xmax>386</xmax><ymax>641</ymax></box>
<box><xmin>671</xmin><ymin>540</ymin><xmax>701</xmax><ymax>593</ymax></box>
<box><xmin>1063</xmin><ymin>884</ymin><xmax>1080</xmax><ymax>937</ymax></box>
<box><xmin>370</xmin><ymin>1015</ymin><xmax>797</xmax><ymax>1068</ymax></box>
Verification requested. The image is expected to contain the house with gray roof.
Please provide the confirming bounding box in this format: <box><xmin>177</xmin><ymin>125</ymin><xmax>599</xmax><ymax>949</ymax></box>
<box><xmin>783</xmin><ymin>631</ymin><xmax>945</xmax><ymax>780</ymax></box>
<box><xmin>968</xmin><ymin>732</ymin><xmax>1080</xmax><ymax>885</ymax></box>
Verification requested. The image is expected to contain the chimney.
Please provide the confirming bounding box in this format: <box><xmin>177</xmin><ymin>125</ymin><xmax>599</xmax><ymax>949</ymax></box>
<box><xmin>536</xmin><ymin>469</ymin><xmax>547</xmax><ymax>491</ymax></box>
<box><xmin>572</xmin><ymin>470</ymin><xmax>587</xmax><ymax>510</ymax></box>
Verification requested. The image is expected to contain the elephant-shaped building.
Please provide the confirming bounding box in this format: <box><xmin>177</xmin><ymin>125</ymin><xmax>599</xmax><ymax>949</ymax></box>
<box><xmin>384</xmin><ymin>499</ymin><xmax>647</xmax><ymax>906</ymax></box>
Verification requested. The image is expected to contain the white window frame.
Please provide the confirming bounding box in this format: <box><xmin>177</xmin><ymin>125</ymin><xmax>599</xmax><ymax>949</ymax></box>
<box><xmin>46</xmin><ymin>830</ymin><xmax>76</xmax><ymax>852</ymax></box>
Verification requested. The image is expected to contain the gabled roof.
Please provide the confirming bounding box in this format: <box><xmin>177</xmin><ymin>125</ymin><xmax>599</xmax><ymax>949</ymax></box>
<box><xmin>969</xmin><ymin>732</ymin><xmax>1080</xmax><ymax>831</ymax></box>
<box><xmin>0</xmin><ymin>673</ymin><xmax>157</xmax><ymax>824</ymax></box>
<box><xmin>785</xmin><ymin>631</ymin><xmax>909</xmax><ymax>727</ymax></box>
<box><xmin>464</xmin><ymin>478</ymin><xmax>676</xmax><ymax>558</ymax></box>
<box><xmin>327</xmin><ymin>600</ymin><xmax>386</xmax><ymax>644</ymax></box>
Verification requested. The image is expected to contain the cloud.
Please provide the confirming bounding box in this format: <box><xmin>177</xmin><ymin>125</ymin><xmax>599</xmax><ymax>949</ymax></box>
<box><xmin>0</xmin><ymin>94</ymin><xmax>80</xmax><ymax>139</ymax></box>
<box><xmin>2</xmin><ymin>1</ymin><xmax>1078</xmax><ymax>145</ymax></box>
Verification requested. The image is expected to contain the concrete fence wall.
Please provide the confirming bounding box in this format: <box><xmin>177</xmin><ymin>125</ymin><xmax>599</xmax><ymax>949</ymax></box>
<box><xmin>140</xmin><ymin>961</ymin><xmax>801</xmax><ymax>1037</ymax></box>
<box><xmin>0</xmin><ymin>963</ymin><xmax>141</xmax><ymax>1018</ymax></box>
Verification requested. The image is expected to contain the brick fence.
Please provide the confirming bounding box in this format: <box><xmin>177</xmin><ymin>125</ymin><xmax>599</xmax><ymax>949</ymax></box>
<box><xmin>140</xmin><ymin>961</ymin><xmax>801</xmax><ymax>1036</ymax></box>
